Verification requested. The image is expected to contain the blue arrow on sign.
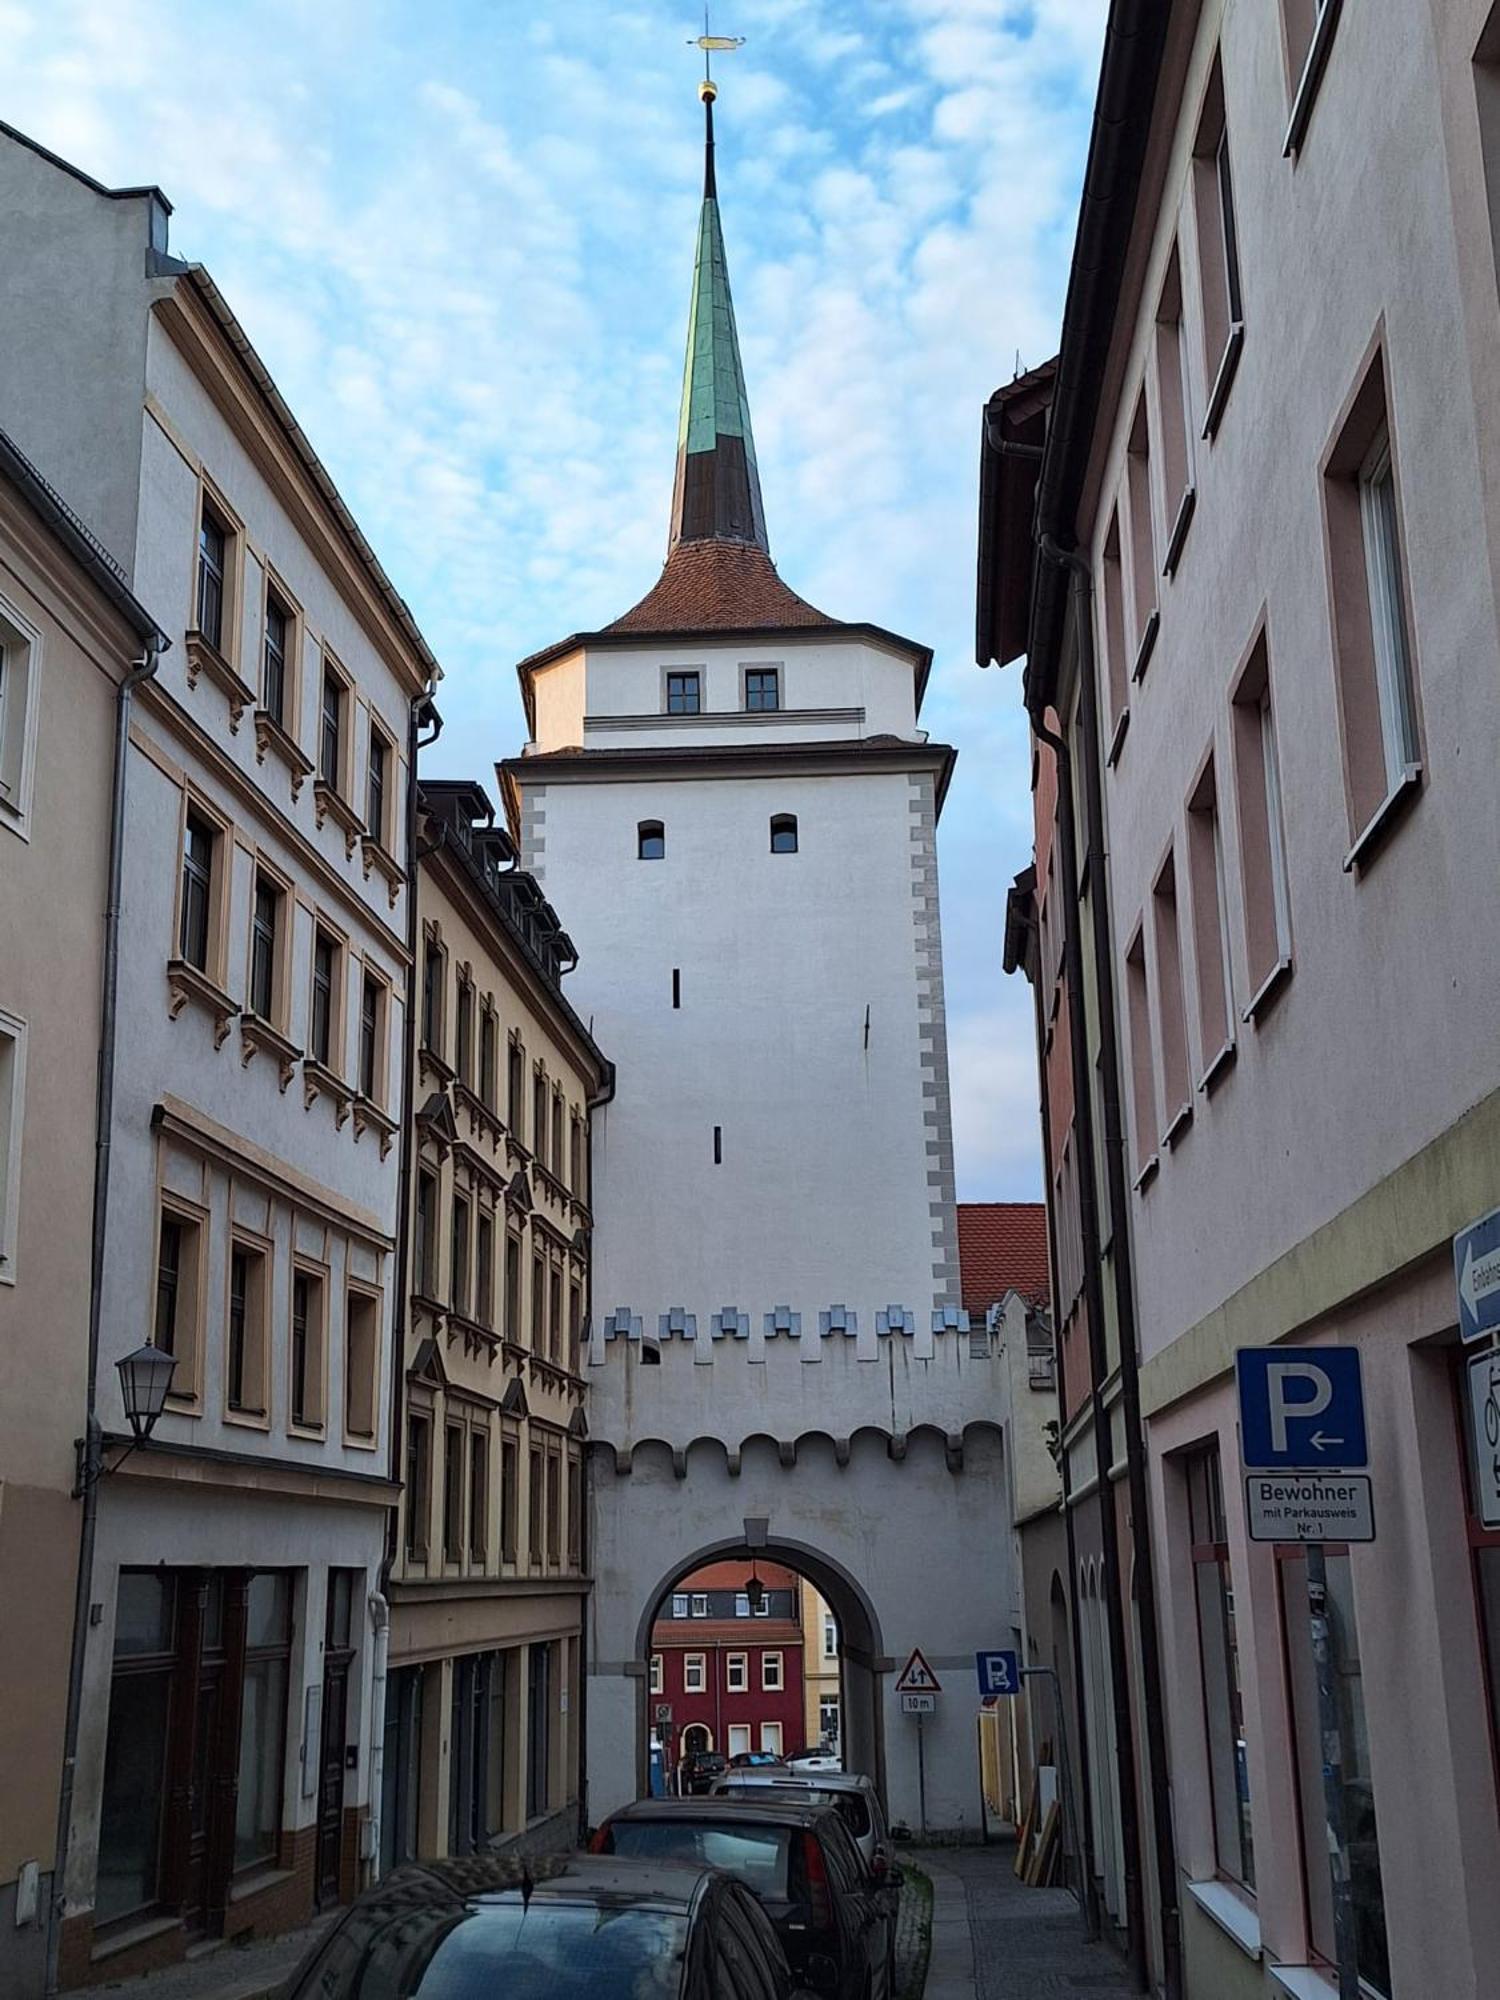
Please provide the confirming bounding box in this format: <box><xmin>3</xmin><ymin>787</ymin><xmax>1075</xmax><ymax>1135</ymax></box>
<box><xmin>1455</xmin><ymin>1207</ymin><xmax>1500</xmax><ymax>1345</ymax></box>
<box><xmin>975</xmin><ymin>1650</ymin><xmax>1020</xmax><ymax>1697</ymax></box>
<box><xmin>1236</xmin><ymin>1347</ymin><xmax>1367</xmax><ymax>1472</ymax></box>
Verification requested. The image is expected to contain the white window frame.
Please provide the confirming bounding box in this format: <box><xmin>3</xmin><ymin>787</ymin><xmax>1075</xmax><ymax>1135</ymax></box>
<box><xmin>726</xmin><ymin>1652</ymin><xmax>749</xmax><ymax>1692</ymax></box>
<box><xmin>650</xmin><ymin>1654</ymin><xmax>663</xmax><ymax>1695</ymax></box>
<box><xmin>735</xmin><ymin>1592</ymin><xmax>750</xmax><ymax>1618</ymax></box>
<box><xmin>0</xmin><ymin>595</ymin><xmax>43</xmax><ymax>842</ymax></box>
<box><xmin>683</xmin><ymin>1653</ymin><xmax>706</xmax><ymax>1694</ymax></box>
<box><xmin>0</xmin><ymin>1008</ymin><xmax>26</xmax><ymax>1282</ymax></box>
<box><xmin>760</xmin><ymin>1721</ymin><xmax>784</xmax><ymax>1757</ymax></box>
<box><xmin>1358</xmin><ymin>427</ymin><xmax>1420</xmax><ymax>789</ymax></box>
<box><xmin>761</xmin><ymin>1650</ymin><xmax>784</xmax><ymax>1692</ymax></box>
<box><xmin>823</xmin><ymin>1616</ymin><xmax>837</xmax><ymax>1659</ymax></box>
<box><xmin>671</xmin><ymin>1592</ymin><xmax>689</xmax><ymax>1618</ymax></box>
<box><xmin>691</xmin><ymin>1592</ymin><xmax>708</xmax><ymax>1617</ymax></box>
<box><xmin>727</xmin><ymin>1722</ymin><xmax>752</xmax><ymax>1759</ymax></box>
<box><xmin>754</xmin><ymin>1594</ymin><xmax>770</xmax><ymax>1618</ymax></box>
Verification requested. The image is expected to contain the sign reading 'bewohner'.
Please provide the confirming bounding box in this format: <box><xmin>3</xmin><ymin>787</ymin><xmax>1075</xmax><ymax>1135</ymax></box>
<box><xmin>1244</xmin><ymin>1473</ymin><xmax>1376</xmax><ymax>1543</ymax></box>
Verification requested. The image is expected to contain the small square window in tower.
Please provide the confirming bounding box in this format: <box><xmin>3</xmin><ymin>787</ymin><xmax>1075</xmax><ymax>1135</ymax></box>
<box><xmin>665</xmin><ymin>671</ymin><xmax>701</xmax><ymax>715</ymax></box>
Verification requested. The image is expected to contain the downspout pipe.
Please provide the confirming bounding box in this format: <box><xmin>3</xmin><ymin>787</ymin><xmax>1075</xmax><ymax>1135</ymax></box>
<box><xmin>1026</xmin><ymin>695</ymin><xmax>1146</xmax><ymax>1987</ymax></box>
<box><xmin>370</xmin><ymin>688</ymin><xmax>442</xmax><ymax>1884</ymax></box>
<box><xmin>1007</xmin><ymin>880</ymin><xmax>1100</xmax><ymax>1931</ymax></box>
<box><xmin>46</xmin><ymin>636</ymin><xmax>165</xmax><ymax>1997</ymax></box>
<box><xmin>1039</xmin><ymin>535</ymin><xmax>1183</xmax><ymax>2000</ymax></box>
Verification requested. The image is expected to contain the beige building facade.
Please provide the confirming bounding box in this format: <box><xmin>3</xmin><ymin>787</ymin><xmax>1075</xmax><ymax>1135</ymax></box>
<box><xmin>0</xmin><ymin>432</ymin><xmax>168</xmax><ymax>1998</ymax></box>
<box><xmin>382</xmin><ymin>779</ymin><xmax>610</xmax><ymax>1864</ymax></box>
<box><xmin>799</xmin><ymin>1581</ymin><xmax>841</xmax><ymax>1758</ymax></box>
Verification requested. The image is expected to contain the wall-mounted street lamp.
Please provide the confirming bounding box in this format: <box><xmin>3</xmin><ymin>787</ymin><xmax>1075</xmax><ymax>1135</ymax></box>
<box><xmin>744</xmin><ymin>1563</ymin><xmax>765</xmax><ymax>1614</ymax></box>
<box><xmin>75</xmin><ymin>1343</ymin><xmax>177</xmax><ymax>1493</ymax></box>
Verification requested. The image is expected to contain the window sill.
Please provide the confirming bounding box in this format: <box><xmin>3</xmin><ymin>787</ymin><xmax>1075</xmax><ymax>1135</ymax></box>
<box><xmin>1342</xmin><ymin>763</ymin><xmax>1422</xmax><ymax>875</ymax></box>
<box><xmin>253</xmin><ymin>709</ymin><xmax>314</xmax><ymax>798</ymax></box>
<box><xmin>1202</xmin><ymin>323</ymin><xmax>1245</xmax><ymax>442</ymax></box>
<box><xmin>166</xmin><ymin>958</ymin><xmax>236</xmax><ymax>1049</ymax></box>
<box><xmin>1132</xmin><ymin>1153</ymin><xmax>1159</xmax><ymax>1195</ymax></box>
<box><xmin>90</xmin><ymin>1912</ymin><xmax>182</xmax><ymax>1964</ymax></box>
<box><xmin>361</xmin><ymin>832</ymin><xmax>404</xmax><ymax>906</ymax></box>
<box><xmin>303</xmin><ymin>1056</ymin><xmax>354</xmax><ymax>1125</ymax></box>
<box><xmin>1130</xmin><ymin>609</ymin><xmax>1160</xmax><ymax>685</ymax></box>
<box><xmin>224</xmin><ymin>1405</ymin><xmax>270</xmax><ymax>1431</ymax></box>
<box><xmin>1162</xmin><ymin>485</ymin><xmax>1197</xmax><ymax>579</ymax></box>
<box><xmin>239</xmin><ymin>1011</ymin><xmax>301</xmax><ymax>1091</ymax></box>
<box><xmin>1162</xmin><ymin>1099</ymin><xmax>1194</xmax><ymax>1150</ymax></box>
<box><xmin>1197</xmin><ymin>1038</ymin><xmax>1237</xmax><ymax>1095</ymax></box>
<box><xmin>1186</xmin><ymin>1878</ymin><xmax>1261</xmax><ymax>1960</ymax></box>
<box><xmin>313</xmin><ymin>778</ymin><xmax>365</xmax><ymax>859</ymax></box>
<box><xmin>1283</xmin><ymin>0</ymin><xmax>1342</xmax><ymax>158</ymax></box>
<box><xmin>1106</xmin><ymin>705</ymin><xmax>1131</xmax><ymax>768</ymax></box>
<box><xmin>185</xmin><ymin>628</ymin><xmax>254</xmax><ymax>732</ymax></box>
<box><xmin>0</xmin><ymin>792</ymin><xmax>32</xmax><ymax>843</ymax></box>
<box><xmin>287</xmin><ymin>1421</ymin><xmax>327</xmax><ymax>1443</ymax></box>
<box><xmin>1241</xmin><ymin>954</ymin><xmax>1293</xmax><ymax>1026</ymax></box>
<box><xmin>1268</xmin><ymin>1967</ymin><xmax>1338</xmax><ymax>2000</ymax></box>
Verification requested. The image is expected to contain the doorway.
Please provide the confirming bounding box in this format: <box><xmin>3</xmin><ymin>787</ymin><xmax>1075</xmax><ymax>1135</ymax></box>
<box><xmin>315</xmin><ymin>1572</ymin><xmax>357</xmax><ymax>1908</ymax></box>
<box><xmin>527</xmin><ymin>1642</ymin><xmax>552</xmax><ymax>1822</ymax></box>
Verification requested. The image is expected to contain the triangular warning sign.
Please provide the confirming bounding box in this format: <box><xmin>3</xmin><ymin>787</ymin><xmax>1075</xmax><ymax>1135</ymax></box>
<box><xmin>894</xmin><ymin>1648</ymin><xmax>941</xmax><ymax>1694</ymax></box>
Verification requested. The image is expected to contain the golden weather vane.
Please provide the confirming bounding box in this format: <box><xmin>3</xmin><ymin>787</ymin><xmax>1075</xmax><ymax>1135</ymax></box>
<box><xmin>689</xmin><ymin>7</ymin><xmax>744</xmax><ymax>100</ymax></box>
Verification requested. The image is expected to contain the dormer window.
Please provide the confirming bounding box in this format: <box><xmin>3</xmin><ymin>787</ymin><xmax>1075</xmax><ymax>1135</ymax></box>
<box><xmin>638</xmin><ymin>820</ymin><xmax>665</xmax><ymax>861</ymax></box>
<box><xmin>770</xmin><ymin>814</ymin><xmax>798</xmax><ymax>854</ymax></box>
<box><xmin>665</xmin><ymin>671</ymin><xmax>701</xmax><ymax>716</ymax></box>
<box><xmin>745</xmin><ymin>668</ymin><xmax>780</xmax><ymax>712</ymax></box>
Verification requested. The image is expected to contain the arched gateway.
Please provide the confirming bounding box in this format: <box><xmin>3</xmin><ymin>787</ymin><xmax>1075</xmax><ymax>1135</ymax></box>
<box><xmin>500</xmin><ymin>80</ymin><xmax>1020</xmax><ymax>1839</ymax></box>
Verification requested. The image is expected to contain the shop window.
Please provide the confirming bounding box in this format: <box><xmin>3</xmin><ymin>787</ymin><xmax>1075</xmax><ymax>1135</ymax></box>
<box><xmin>235</xmin><ymin>1573</ymin><xmax>292</xmax><ymax>1873</ymax></box>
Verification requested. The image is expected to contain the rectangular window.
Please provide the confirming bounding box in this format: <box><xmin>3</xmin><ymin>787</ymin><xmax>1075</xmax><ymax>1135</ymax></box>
<box><xmin>744</xmin><ymin>667</ymin><xmax>780</xmax><ymax>712</ymax></box>
<box><xmin>528</xmin><ymin>1447</ymin><xmax>544</xmax><ymax>1565</ymax></box>
<box><xmin>415</xmin><ymin>1171</ymin><xmax>438</xmax><ymax>1300</ymax></box>
<box><xmin>727</xmin><ymin>1653</ymin><xmax>749</xmax><ymax>1692</ymax></box>
<box><xmin>548</xmin><ymin>1264</ymin><xmax>562</xmax><ymax>1362</ymax></box>
<box><xmin>567</xmin><ymin>1453</ymin><xmax>581</xmax><ymax>1569</ymax></box>
<box><xmin>1126</xmin><ymin>392</ymin><xmax>1157</xmax><ymax>671</ymax></box>
<box><xmin>236</xmin><ymin>1572</ymin><xmax>292</xmax><ymax>1875</ymax></box>
<box><xmin>197</xmin><ymin>501</ymin><xmax>228</xmax><ymax>651</ymax></box>
<box><xmin>476</xmin><ymin>1212</ymin><xmax>495</xmax><ymax>1329</ymax></box>
<box><xmin>760</xmin><ymin>1721</ymin><xmax>783</xmax><ymax>1757</ymax></box>
<box><xmin>468</xmin><ymin>1431</ymin><xmax>488</xmax><ymax>1564</ymax></box>
<box><xmin>451</xmin><ymin>1193</ymin><xmax>471</xmax><ymax>1316</ymax></box>
<box><xmin>570</xmin><ymin>1113</ymin><xmax>583</xmax><ymax>1193</ymax></box>
<box><xmin>249</xmin><ymin>873</ymin><xmax>280</xmax><ymax>1022</ymax></box>
<box><xmin>1281</xmin><ymin>1550</ymin><xmax>1389</xmax><ymax>1993</ymax></box>
<box><xmin>0</xmin><ymin>605</ymin><xmax>39</xmax><ymax>833</ymax></box>
<box><xmin>665</xmin><ymin>670</ymin><xmax>701</xmax><ymax>715</ymax></box>
<box><xmin>1358</xmin><ymin>432</ymin><xmax>1419</xmax><ymax>788</ymax></box>
<box><xmin>0</xmin><ymin>1010</ymin><xmax>24</xmax><ymax>1279</ymax></box>
<box><xmin>262</xmin><ymin>588</ymin><xmax>289</xmax><ymax>728</ymax></box>
<box><xmin>153</xmin><ymin>1204</ymin><xmax>201</xmax><ymax>1396</ymax></box>
<box><xmin>753</xmin><ymin>1594</ymin><xmax>770</xmax><ymax>1618</ymax></box>
<box><xmin>727</xmin><ymin>1723</ymin><xmax>751</xmax><ymax>1760</ymax></box>
<box><xmin>691</xmin><ymin>1593</ymin><xmax>708</xmax><ymax>1618</ymax></box>
<box><xmin>531</xmin><ymin>1251</ymin><xmax>544</xmax><ymax>1349</ymax></box>
<box><xmin>824</xmin><ymin>1616</ymin><xmax>837</xmax><ymax>1659</ymax></box>
<box><xmin>1193</xmin><ymin>58</ymin><xmax>1244</xmax><ymax>433</ymax></box>
<box><xmin>1230</xmin><ymin>634</ymin><xmax>1293</xmax><ymax>1006</ymax></box>
<box><xmin>359</xmin><ymin>972</ymin><xmax>383</xmax><ymax>1101</ymax></box>
<box><xmin>1155</xmin><ymin>246</ymin><xmax>1194</xmax><ymax>562</ymax></box>
<box><xmin>1186</xmin><ymin>1447</ymin><xmax>1254</xmax><ymax>1889</ymax></box>
<box><xmin>672</xmin><ymin>1594</ymin><xmax>690</xmax><ymax>1619</ymax></box>
<box><xmin>179</xmin><ymin>812</ymin><xmax>216</xmax><ymax>972</ymax></box>
<box><xmin>421</xmin><ymin>940</ymin><xmax>443</xmax><ymax>1059</ymax></box>
<box><xmin>1151</xmin><ymin>850</ymin><xmax>1191</xmax><ymax>1136</ymax></box>
<box><xmin>546</xmin><ymin>1453</ymin><xmax>560</xmax><ymax>1565</ymax></box>
<box><xmin>96</xmin><ymin>1572</ymin><xmax>177</xmax><ymax>1922</ymax></box>
<box><xmin>1185</xmin><ymin>760</ymin><xmax>1233</xmax><ymax>1083</ymax></box>
<box><xmin>1282</xmin><ymin>0</ymin><xmax>1339</xmax><ymax>149</ymax></box>
<box><xmin>480</xmin><ymin>1008</ymin><xmax>498</xmax><ymax>1110</ymax></box>
<box><xmin>406</xmin><ymin>1414</ymin><xmax>431</xmax><ymax>1558</ymax></box>
<box><xmin>345</xmin><ymin>1289</ymin><xmax>377</xmax><ymax>1439</ymax></box>
<box><xmin>684</xmin><ymin>1654</ymin><xmax>706</xmax><ymax>1694</ymax></box>
<box><xmin>455</xmin><ymin>979</ymin><xmax>474</xmax><ymax>1088</ymax></box>
<box><xmin>227</xmin><ymin>1244</ymin><xmax>268</xmax><ymax>1416</ymax></box>
<box><xmin>1100</xmin><ymin>507</ymin><xmax>1129</xmax><ymax>737</ymax></box>
<box><xmin>1123</xmin><ymin>925</ymin><xmax>1157</xmax><ymax>1180</ymax></box>
<box><xmin>501</xmin><ymin>1437</ymin><xmax>518</xmax><ymax>1562</ymax></box>
<box><xmin>569</xmin><ymin>1281</ymin><xmax>582</xmax><ymax>1351</ymax></box>
<box><xmin>508</xmin><ymin>1038</ymin><xmax>524</xmax><ymax>1131</ymax></box>
<box><xmin>533</xmin><ymin>1073</ymin><xmax>548</xmax><ymax>1168</ymax></box>
<box><xmin>735</xmin><ymin>1593</ymin><xmax>750</xmax><ymax>1618</ymax></box>
<box><xmin>319</xmin><ymin>664</ymin><xmax>344</xmax><ymax>791</ymax></box>
<box><xmin>366</xmin><ymin>727</ymin><xmax>390</xmax><ymax>844</ymax></box>
<box><xmin>552</xmin><ymin>1091</ymin><xmax>564</xmax><ymax>1182</ymax></box>
<box><xmin>650</xmin><ymin>1655</ymin><xmax>663</xmax><ymax>1695</ymax></box>
<box><xmin>444</xmin><ymin>1422</ymin><xmax>465</xmax><ymax>1562</ymax></box>
<box><xmin>290</xmin><ymin>1269</ymin><xmax>324</xmax><ymax>1429</ymax></box>
<box><xmin>761</xmin><ymin>1651</ymin><xmax>784</xmax><ymax>1692</ymax></box>
<box><xmin>505</xmin><ymin>1233</ymin><xmax>521</xmax><ymax>1342</ymax></box>
<box><xmin>310</xmin><ymin>928</ymin><xmax>338</xmax><ymax>1067</ymax></box>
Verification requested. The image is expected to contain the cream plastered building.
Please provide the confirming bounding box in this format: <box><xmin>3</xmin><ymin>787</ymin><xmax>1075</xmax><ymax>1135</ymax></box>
<box><xmin>0</xmin><ymin>123</ymin><xmax>438</xmax><ymax>1985</ymax></box>
<box><xmin>0</xmin><ymin>430</ymin><xmax>169</xmax><ymax>1999</ymax></box>
<box><xmin>799</xmin><ymin>1580</ymin><xmax>842</xmax><ymax>1758</ymax></box>
<box><xmin>382</xmin><ymin>779</ymin><xmax>609</xmax><ymax>1864</ymax></box>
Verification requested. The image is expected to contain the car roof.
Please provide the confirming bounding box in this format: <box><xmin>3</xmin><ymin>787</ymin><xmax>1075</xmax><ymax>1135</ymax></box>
<box><xmin>718</xmin><ymin>1768</ymin><xmax>874</xmax><ymax>1794</ymax></box>
<box><xmin>372</xmin><ymin>1852</ymin><xmax>717</xmax><ymax>1914</ymax></box>
<box><xmin>609</xmin><ymin>1797</ymin><xmax>842</xmax><ymax>1830</ymax></box>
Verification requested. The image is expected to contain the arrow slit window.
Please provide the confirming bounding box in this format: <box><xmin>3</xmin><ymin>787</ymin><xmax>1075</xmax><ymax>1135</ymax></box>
<box><xmin>1185</xmin><ymin>1445</ymin><xmax>1255</xmax><ymax>1890</ymax></box>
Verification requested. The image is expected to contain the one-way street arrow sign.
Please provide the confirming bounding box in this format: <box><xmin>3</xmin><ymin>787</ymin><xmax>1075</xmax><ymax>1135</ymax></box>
<box><xmin>1455</xmin><ymin>1207</ymin><xmax>1500</xmax><ymax>1344</ymax></box>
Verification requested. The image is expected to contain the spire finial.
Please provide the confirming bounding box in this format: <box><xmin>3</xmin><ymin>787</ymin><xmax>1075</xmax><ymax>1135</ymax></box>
<box><xmin>690</xmin><ymin>11</ymin><xmax>741</xmax><ymax>197</ymax></box>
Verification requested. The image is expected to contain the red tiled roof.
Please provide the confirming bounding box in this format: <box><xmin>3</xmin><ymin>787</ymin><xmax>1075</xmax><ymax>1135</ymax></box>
<box><xmin>606</xmin><ymin>540</ymin><xmax>838</xmax><ymax>634</ymax></box>
<box><xmin>956</xmin><ymin>1202</ymin><xmax>1050</xmax><ymax>1313</ymax></box>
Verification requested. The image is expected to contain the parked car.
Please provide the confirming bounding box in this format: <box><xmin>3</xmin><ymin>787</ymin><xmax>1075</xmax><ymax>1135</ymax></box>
<box><xmin>730</xmin><ymin>1749</ymin><xmax>786</xmax><ymax>1767</ymax></box>
<box><xmin>281</xmin><ymin>1852</ymin><xmax>812</xmax><ymax>1999</ymax></box>
<box><xmin>708</xmin><ymin>1768</ymin><xmax>889</xmax><ymax>1873</ymax></box>
<box><xmin>789</xmin><ymin>1752</ymin><xmax>843</xmax><ymax>1774</ymax></box>
<box><xmin>591</xmin><ymin>1797</ymin><xmax>898</xmax><ymax>1998</ymax></box>
<box><xmin>678</xmin><ymin>1747</ymin><xmax>728</xmax><ymax>1794</ymax></box>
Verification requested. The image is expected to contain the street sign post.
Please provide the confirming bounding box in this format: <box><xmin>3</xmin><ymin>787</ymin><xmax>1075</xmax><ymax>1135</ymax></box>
<box><xmin>893</xmin><ymin>1650</ymin><xmax>940</xmax><ymax>1836</ymax></box>
<box><xmin>1237</xmin><ymin>1346</ymin><xmax>1368</xmax><ymax>2000</ymax></box>
<box><xmin>1467</xmin><ymin>1347</ymin><xmax>1500</xmax><ymax>1528</ymax></box>
<box><xmin>1455</xmin><ymin>1207</ymin><xmax>1500</xmax><ymax>1344</ymax></box>
<box><xmin>975</xmin><ymin>1650</ymin><xmax>1020</xmax><ymax>1697</ymax></box>
<box><xmin>1235</xmin><ymin>1346</ymin><xmax>1368</xmax><ymax>1471</ymax></box>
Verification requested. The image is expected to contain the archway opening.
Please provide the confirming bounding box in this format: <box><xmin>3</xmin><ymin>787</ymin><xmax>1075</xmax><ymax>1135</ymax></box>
<box><xmin>631</xmin><ymin>1536</ymin><xmax>885</xmax><ymax>1809</ymax></box>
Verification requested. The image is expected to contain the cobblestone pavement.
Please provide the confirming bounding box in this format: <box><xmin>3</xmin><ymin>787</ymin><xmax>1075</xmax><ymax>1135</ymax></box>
<box><xmin>906</xmin><ymin>1845</ymin><xmax>1138</xmax><ymax>2000</ymax></box>
<box><xmin>893</xmin><ymin>1856</ymin><xmax>935</xmax><ymax>1996</ymax></box>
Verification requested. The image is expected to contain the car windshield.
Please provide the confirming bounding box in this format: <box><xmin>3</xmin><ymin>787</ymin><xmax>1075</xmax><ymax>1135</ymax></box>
<box><xmin>607</xmin><ymin>1822</ymin><xmax>793</xmax><ymax>1901</ymax></box>
<box><xmin>723</xmin><ymin>1783</ymin><xmax>871</xmax><ymax>1841</ymax></box>
<box><xmin>295</xmin><ymin>1899</ymin><xmax>689</xmax><ymax>1998</ymax></box>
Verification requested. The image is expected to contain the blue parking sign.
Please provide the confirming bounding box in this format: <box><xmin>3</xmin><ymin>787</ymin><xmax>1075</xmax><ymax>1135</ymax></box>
<box><xmin>1236</xmin><ymin>1347</ymin><xmax>1367</xmax><ymax>1471</ymax></box>
<box><xmin>976</xmin><ymin>1650</ymin><xmax>1020</xmax><ymax>1697</ymax></box>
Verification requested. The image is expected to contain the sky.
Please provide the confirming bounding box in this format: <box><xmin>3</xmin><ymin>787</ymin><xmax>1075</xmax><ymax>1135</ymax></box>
<box><xmin>0</xmin><ymin>0</ymin><xmax>1107</xmax><ymax>1200</ymax></box>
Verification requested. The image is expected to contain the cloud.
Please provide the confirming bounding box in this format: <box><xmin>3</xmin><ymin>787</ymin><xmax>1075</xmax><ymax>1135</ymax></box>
<box><xmin>946</xmin><ymin>1002</ymin><xmax>1045</xmax><ymax>1200</ymax></box>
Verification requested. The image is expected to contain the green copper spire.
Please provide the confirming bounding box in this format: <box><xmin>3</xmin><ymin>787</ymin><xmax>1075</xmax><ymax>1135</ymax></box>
<box><xmin>668</xmin><ymin>84</ymin><xmax>768</xmax><ymax>554</ymax></box>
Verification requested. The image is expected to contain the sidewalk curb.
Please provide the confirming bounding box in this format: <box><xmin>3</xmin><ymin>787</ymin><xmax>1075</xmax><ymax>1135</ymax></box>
<box><xmin>915</xmin><ymin>1854</ymin><xmax>976</xmax><ymax>1998</ymax></box>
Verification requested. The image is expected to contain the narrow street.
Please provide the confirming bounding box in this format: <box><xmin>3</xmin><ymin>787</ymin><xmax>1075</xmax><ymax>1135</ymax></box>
<box><xmin>908</xmin><ymin>1847</ymin><xmax>1137</xmax><ymax>2000</ymax></box>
